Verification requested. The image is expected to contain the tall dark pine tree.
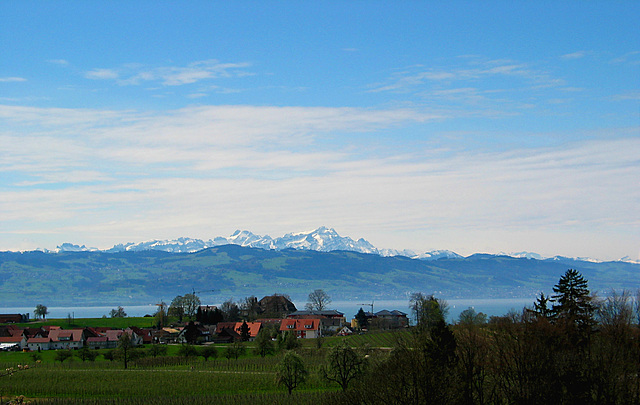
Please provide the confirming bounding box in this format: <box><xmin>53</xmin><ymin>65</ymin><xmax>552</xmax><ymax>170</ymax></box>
<box><xmin>551</xmin><ymin>269</ymin><xmax>595</xmax><ymax>329</ymax></box>
<box><xmin>355</xmin><ymin>307</ymin><xmax>369</xmax><ymax>330</ymax></box>
<box><xmin>531</xmin><ymin>292</ymin><xmax>553</xmax><ymax>319</ymax></box>
<box><xmin>240</xmin><ymin>321</ymin><xmax>251</xmax><ymax>342</ymax></box>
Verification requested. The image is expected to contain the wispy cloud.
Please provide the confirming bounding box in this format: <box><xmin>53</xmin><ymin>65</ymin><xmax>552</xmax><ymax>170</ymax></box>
<box><xmin>85</xmin><ymin>68</ymin><xmax>120</xmax><ymax>80</ymax></box>
<box><xmin>0</xmin><ymin>77</ymin><xmax>27</xmax><ymax>83</ymax></box>
<box><xmin>610</xmin><ymin>51</ymin><xmax>640</xmax><ymax>65</ymax></box>
<box><xmin>560</xmin><ymin>50</ymin><xmax>589</xmax><ymax>60</ymax></box>
<box><xmin>610</xmin><ymin>91</ymin><xmax>640</xmax><ymax>101</ymax></box>
<box><xmin>369</xmin><ymin>58</ymin><xmax>562</xmax><ymax>94</ymax></box>
<box><xmin>84</xmin><ymin>60</ymin><xmax>252</xmax><ymax>86</ymax></box>
<box><xmin>0</xmin><ymin>103</ymin><xmax>637</xmax><ymax>259</ymax></box>
<box><xmin>46</xmin><ymin>59</ymin><xmax>70</xmax><ymax>66</ymax></box>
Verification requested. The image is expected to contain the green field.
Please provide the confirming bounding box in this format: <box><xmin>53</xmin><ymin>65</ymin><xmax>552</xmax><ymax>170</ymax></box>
<box><xmin>26</xmin><ymin>316</ymin><xmax>156</xmax><ymax>329</ymax></box>
<box><xmin>0</xmin><ymin>329</ymin><xmax>403</xmax><ymax>404</ymax></box>
<box><xmin>0</xmin><ymin>345</ymin><xmax>356</xmax><ymax>404</ymax></box>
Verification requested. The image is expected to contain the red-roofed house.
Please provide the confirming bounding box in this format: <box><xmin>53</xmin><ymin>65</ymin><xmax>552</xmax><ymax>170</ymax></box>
<box><xmin>0</xmin><ymin>336</ymin><xmax>26</xmax><ymax>351</ymax></box>
<box><xmin>215</xmin><ymin>322</ymin><xmax>262</xmax><ymax>342</ymax></box>
<box><xmin>27</xmin><ymin>337</ymin><xmax>51</xmax><ymax>351</ymax></box>
<box><xmin>104</xmin><ymin>329</ymin><xmax>142</xmax><ymax>348</ymax></box>
<box><xmin>279</xmin><ymin>318</ymin><xmax>321</xmax><ymax>339</ymax></box>
<box><xmin>129</xmin><ymin>327</ymin><xmax>153</xmax><ymax>344</ymax></box>
<box><xmin>48</xmin><ymin>329</ymin><xmax>85</xmax><ymax>350</ymax></box>
<box><xmin>86</xmin><ymin>336</ymin><xmax>109</xmax><ymax>349</ymax></box>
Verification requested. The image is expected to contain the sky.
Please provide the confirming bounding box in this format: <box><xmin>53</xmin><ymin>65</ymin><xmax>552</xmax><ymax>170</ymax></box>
<box><xmin>1</xmin><ymin>1</ymin><xmax>638</xmax><ymax>261</ymax></box>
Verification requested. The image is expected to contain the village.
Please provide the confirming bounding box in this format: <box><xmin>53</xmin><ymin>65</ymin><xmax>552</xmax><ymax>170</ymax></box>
<box><xmin>0</xmin><ymin>294</ymin><xmax>409</xmax><ymax>352</ymax></box>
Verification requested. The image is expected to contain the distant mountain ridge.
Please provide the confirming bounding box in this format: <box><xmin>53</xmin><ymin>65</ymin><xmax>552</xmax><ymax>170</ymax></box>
<box><xmin>45</xmin><ymin>226</ymin><xmax>637</xmax><ymax>264</ymax></box>
<box><xmin>2</xmin><ymin>243</ymin><xmax>639</xmax><ymax>307</ymax></box>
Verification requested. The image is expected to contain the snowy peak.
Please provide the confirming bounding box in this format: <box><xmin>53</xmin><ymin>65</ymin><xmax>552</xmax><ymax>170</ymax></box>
<box><xmin>415</xmin><ymin>250</ymin><xmax>463</xmax><ymax>260</ymax></box>
<box><xmin>44</xmin><ymin>229</ymin><xmax>636</xmax><ymax>264</ymax></box>
<box><xmin>107</xmin><ymin>237</ymin><xmax>211</xmax><ymax>253</ymax></box>
<box><xmin>100</xmin><ymin>227</ymin><xmax>380</xmax><ymax>255</ymax></box>
<box><xmin>55</xmin><ymin>243</ymin><xmax>99</xmax><ymax>253</ymax></box>
<box><xmin>499</xmin><ymin>251</ymin><xmax>544</xmax><ymax>260</ymax></box>
<box><xmin>226</xmin><ymin>230</ymin><xmax>274</xmax><ymax>249</ymax></box>
<box><xmin>275</xmin><ymin>226</ymin><xmax>378</xmax><ymax>253</ymax></box>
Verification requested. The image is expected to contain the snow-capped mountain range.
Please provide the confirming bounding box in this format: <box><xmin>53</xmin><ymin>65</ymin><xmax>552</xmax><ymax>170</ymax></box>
<box><xmin>47</xmin><ymin>226</ymin><xmax>637</xmax><ymax>264</ymax></box>
<box><xmin>49</xmin><ymin>226</ymin><xmax>459</xmax><ymax>260</ymax></box>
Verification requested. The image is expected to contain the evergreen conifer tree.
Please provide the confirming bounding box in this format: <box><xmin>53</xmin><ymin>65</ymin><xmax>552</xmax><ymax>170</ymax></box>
<box><xmin>551</xmin><ymin>269</ymin><xmax>595</xmax><ymax>329</ymax></box>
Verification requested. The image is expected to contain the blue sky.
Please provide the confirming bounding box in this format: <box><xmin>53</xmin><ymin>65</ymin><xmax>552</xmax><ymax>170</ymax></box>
<box><xmin>1</xmin><ymin>1</ymin><xmax>638</xmax><ymax>261</ymax></box>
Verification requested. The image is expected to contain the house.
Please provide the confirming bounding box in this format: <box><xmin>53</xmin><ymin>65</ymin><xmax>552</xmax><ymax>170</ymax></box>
<box><xmin>287</xmin><ymin>310</ymin><xmax>345</xmax><ymax>332</ymax></box>
<box><xmin>177</xmin><ymin>322</ymin><xmax>215</xmax><ymax>344</ymax></box>
<box><xmin>129</xmin><ymin>327</ymin><xmax>153</xmax><ymax>345</ymax></box>
<box><xmin>86</xmin><ymin>336</ymin><xmax>109</xmax><ymax>350</ymax></box>
<box><xmin>48</xmin><ymin>329</ymin><xmax>85</xmax><ymax>350</ymax></box>
<box><xmin>104</xmin><ymin>329</ymin><xmax>142</xmax><ymax>348</ymax></box>
<box><xmin>27</xmin><ymin>337</ymin><xmax>51</xmax><ymax>352</ymax></box>
<box><xmin>214</xmin><ymin>322</ymin><xmax>262</xmax><ymax>342</ymax></box>
<box><xmin>279</xmin><ymin>318</ymin><xmax>321</xmax><ymax>339</ymax></box>
<box><xmin>26</xmin><ymin>337</ymin><xmax>50</xmax><ymax>351</ymax></box>
<box><xmin>337</xmin><ymin>326</ymin><xmax>354</xmax><ymax>336</ymax></box>
<box><xmin>0</xmin><ymin>314</ymin><xmax>29</xmax><ymax>323</ymax></box>
<box><xmin>372</xmin><ymin>309</ymin><xmax>408</xmax><ymax>329</ymax></box>
<box><xmin>0</xmin><ymin>336</ymin><xmax>26</xmax><ymax>351</ymax></box>
<box><xmin>151</xmin><ymin>326</ymin><xmax>183</xmax><ymax>344</ymax></box>
<box><xmin>352</xmin><ymin>309</ymin><xmax>409</xmax><ymax>330</ymax></box>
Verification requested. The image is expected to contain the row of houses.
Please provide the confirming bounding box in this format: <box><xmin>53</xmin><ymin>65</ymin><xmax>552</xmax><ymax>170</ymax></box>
<box><xmin>0</xmin><ymin>324</ymin><xmax>150</xmax><ymax>351</ymax></box>
<box><xmin>0</xmin><ymin>306</ymin><xmax>408</xmax><ymax>350</ymax></box>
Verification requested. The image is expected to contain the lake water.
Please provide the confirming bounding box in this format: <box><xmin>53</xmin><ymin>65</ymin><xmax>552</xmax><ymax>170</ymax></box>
<box><xmin>1</xmin><ymin>297</ymin><xmax>535</xmax><ymax>323</ymax></box>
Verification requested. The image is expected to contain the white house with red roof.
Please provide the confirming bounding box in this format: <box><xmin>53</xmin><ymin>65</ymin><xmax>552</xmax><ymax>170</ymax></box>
<box><xmin>279</xmin><ymin>318</ymin><xmax>321</xmax><ymax>339</ymax></box>
<box><xmin>27</xmin><ymin>337</ymin><xmax>51</xmax><ymax>351</ymax></box>
<box><xmin>0</xmin><ymin>336</ymin><xmax>26</xmax><ymax>351</ymax></box>
<box><xmin>48</xmin><ymin>329</ymin><xmax>85</xmax><ymax>350</ymax></box>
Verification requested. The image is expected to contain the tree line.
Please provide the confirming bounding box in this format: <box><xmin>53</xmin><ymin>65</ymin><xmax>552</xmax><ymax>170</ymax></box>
<box><xmin>342</xmin><ymin>269</ymin><xmax>640</xmax><ymax>404</ymax></box>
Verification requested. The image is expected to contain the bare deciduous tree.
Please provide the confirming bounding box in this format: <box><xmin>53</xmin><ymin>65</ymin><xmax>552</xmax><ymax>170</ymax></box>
<box><xmin>305</xmin><ymin>289</ymin><xmax>331</xmax><ymax>311</ymax></box>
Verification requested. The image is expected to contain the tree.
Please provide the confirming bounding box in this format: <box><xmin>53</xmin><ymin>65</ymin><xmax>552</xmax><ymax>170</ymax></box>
<box><xmin>200</xmin><ymin>345</ymin><xmax>218</xmax><ymax>362</ymax></box>
<box><xmin>305</xmin><ymin>289</ymin><xmax>331</xmax><ymax>311</ymax></box>
<box><xmin>169</xmin><ymin>295</ymin><xmax>186</xmax><ymax>322</ymax></box>
<box><xmin>551</xmin><ymin>269</ymin><xmax>595</xmax><ymax>329</ymax></box>
<box><xmin>168</xmin><ymin>294</ymin><xmax>201</xmax><ymax>322</ymax></box>
<box><xmin>76</xmin><ymin>346</ymin><xmax>98</xmax><ymax>362</ymax></box>
<box><xmin>102</xmin><ymin>350</ymin><xmax>115</xmax><ymax>362</ymax></box>
<box><xmin>254</xmin><ymin>329</ymin><xmax>275</xmax><ymax>357</ymax></box>
<box><xmin>239</xmin><ymin>321</ymin><xmax>251</xmax><ymax>342</ymax></box>
<box><xmin>115</xmin><ymin>332</ymin><xmax>137</xmax><ymax>369</ymax></box>
<box><xmin>206</xmin><ymin>307</ymin><xmax>224</xmax><ymax>325</ymax></box>
<box><xmin>55</xmin><ymin>350</ymin><xmax>72</xmax><ymax>363</ymax></box>
<box><xmin>177</xmin><ymin>344</ymin><xmax>198</xmax><ymax>359</ymax></box>
<box><xmin>33</xmin><ymin>304</ymin><xmax>48</xmax><ymax>320</ymax></box>
<box><xmin>458</xmin><ymin>307</ymin><xmax>487</xmax><ymax>326</ymax></box>
<box><xmin>321</xmin><ymin>340</ymin><xmax>367</xmax><ymax>391</ymax></box>
<box><xmin>182</xmin><ymin>293</ymin><xmax>201</xmax><ymax>319</ymax></box>
<box><xmin>154</xmin><ymin>301</ymin><xmax>168</xmax><ymax>328</ymax></box>
<box><xmin>410</xmin><ymin>293</ymin><xmax>448</xmax><ymax>331</ymax></box>
<box><xmin>278</xmin><ymin>331</ymin><xmax>300</xmax><ymax>351</ymax></box>
<box><xmin>109</xmin><ymin>306</ymin><xmax>127</xmax><ymax>318</ymax></box>
<box><xmin>530</xmin><ymin>292</ymin><xmax>553</xmax><ymax>319</ymax></box>
<box><xmin>183</xmin><ymin>321</ymin><xmax>200</xmax><ymax>344</ymax></box>
<box><xmin>241</xmin><ymin>295</ymin><xmax>261</xmax><ymax>320</ymax></box>
<box><xmin>220</xmin><ymin>299</ymin><xmax>240</xmax><ymax>322</ymax></box>
<box><xmin>224</xmin><ymin>341</ymin><xmax>245</xmax><ymax>361</ymax></box>
<box><xmin>355</xmin><ymin>307</ymin><xmax>369</xmax><ymax>330</ymax></box>
<box><xmin>147</xmin><ymin>344</ymin><xmax>168</xmax><ymax>358</ymax></box>
<box><xmin>276</xmin><ymin>351</ymin><xmax>308</xmax><ymax>395</ymax></box>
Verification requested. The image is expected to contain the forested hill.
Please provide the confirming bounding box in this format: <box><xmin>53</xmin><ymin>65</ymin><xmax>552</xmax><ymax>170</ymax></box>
<box><xmin>0</xmin><ymin>245</ymin><xmax>637</xmax><ymax>306</ymax></box>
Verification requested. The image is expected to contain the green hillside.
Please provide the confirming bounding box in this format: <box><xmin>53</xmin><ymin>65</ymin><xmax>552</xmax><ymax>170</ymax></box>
<box><xmin>0</xmin><ymin>246</ymin><xmax>637</xmax><ymax>306</ymax></box>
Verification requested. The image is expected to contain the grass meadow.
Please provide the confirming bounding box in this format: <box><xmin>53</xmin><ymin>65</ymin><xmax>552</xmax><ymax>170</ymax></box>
<box><xmin>0</xmin><ymin>331</ymin><xmax>401</xmax><ymax>404</ymax></box>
